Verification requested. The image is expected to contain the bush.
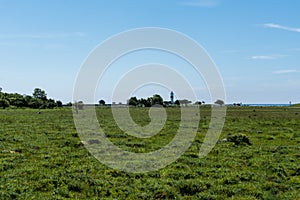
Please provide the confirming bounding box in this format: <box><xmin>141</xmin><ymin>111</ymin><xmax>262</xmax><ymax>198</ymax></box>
<box><xmin>0</xmin><ymin>98</ymin><xmax>9</xmax><ymax>109</ymax></box>
<box><xmin>227</xmin><ymin>134</ymin><xmax>252</xmax><ymax>145</ymax></box>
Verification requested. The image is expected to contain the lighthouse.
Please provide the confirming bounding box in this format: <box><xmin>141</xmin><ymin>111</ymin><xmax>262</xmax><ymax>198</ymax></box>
<box><xmin>170</xmin><ymin>91</ymin><xmax>174</xmax><ymax>104</ymax></box>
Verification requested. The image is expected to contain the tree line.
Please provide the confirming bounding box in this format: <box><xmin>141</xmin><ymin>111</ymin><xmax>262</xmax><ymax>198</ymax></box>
<box><xmin>128</xmin><ymin>94</ymin><xmax>164</xmax><ymax>107</ymax></box>
<box><xmin>0</xmin><ymin>87</ymin><xmax>62</xmax><ymax>109</ymax></box>
<box><xmin>127</xmin><ymin>94</ymin><xmax>211</xmax><ymax>107</ymax></box>
<box><xmin>0</xmin><ymin>86</ymin><xmax>225</xmax><ymax>109</ymax></box>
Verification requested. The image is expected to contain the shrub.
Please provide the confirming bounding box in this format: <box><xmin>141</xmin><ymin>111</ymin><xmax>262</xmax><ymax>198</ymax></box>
<box><xmin>0</xmin><ymin>98</ymin><xmax>9</xmax><ymax>109</ymax></box>
<box><xmin>227</xmin><ymin>134</ymin><xmax>252</xmax><ymax>145</ymax></box>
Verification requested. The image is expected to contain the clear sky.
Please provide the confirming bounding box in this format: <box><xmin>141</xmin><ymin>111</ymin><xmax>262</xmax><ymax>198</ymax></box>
<box><xmin>0</xmin><ymin>0</ymin><xmax>299</xmax><ymax>104</ymax></box>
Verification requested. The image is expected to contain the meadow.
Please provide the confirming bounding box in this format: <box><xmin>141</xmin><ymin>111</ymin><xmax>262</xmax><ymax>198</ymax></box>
<box><xmin>0</xmin><ymin>106</ymin><xmax>300</xmax><ymax>199</ymax></box>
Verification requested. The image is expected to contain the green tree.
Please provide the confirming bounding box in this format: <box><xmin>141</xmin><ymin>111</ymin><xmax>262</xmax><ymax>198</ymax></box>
<box><xmin>46</xmin><ymin>99</ymin><xmax>56</xmax><ymax>109</ymax></box>
<box><xmin>129</xmin><ymin>95</ymin><xmax>164</xmax><ymax>107</ymax></box>
<box><xmin>28</xmin><ymin>98</ymin><xmax>43</xmax><ymax>109</ymax></box>
<box><xmin>195</xmin><ymin>101</ymin><xmax>202</xmax><ymax>105</ymax></box>
<box><xmin>9</xmin><ymin>97</ymin><xmax>26</xmax><ymax>108</ymax></box>
<box><xmin>56</xmin><ymin>100</ymin><xmax>63</xmax><ymax>107</ymax></box>
<box><xmin>140</xmin><ymin>98</ymin><xmax>150</xmax><ymax>107</ymax></box>
<box><xmin>99</xmin><ymin>99</ymin><xmax>105</xmax><ymax>106</ymax></box>
<box><xmin>24</xmin><ymin>95</ymin><xmax>32</xmax><ymax>107</ymax></box>
<box><xmin>128</xmin><ymin>97</ymin><xmax>138</xmax><ymax>106</ymax></box>
<box><xmin>33</xmin><ymin>88</ymin><xmax>47</xmax><ymax>100</ymax></box>
<box><xmin>214</xmin><ymin>99</ymin><xmax>225</xmax><ymax>105</ymax></box>
<box><xmin>7</xmin><ymin>93</ymin><xmax>26</xmax><ymax>108</ymax></box>
<box><xmin>151</xmin><ymin>94</ymin><xmax>163</xmax><ymax>105</ymax></box>
<box><xmin>0</xmin><ymin>98</ymin><xmax>9</xmax><ymax>109</ymax></box>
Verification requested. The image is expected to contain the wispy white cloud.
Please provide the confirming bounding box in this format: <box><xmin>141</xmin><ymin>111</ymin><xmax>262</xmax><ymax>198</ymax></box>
<box><xmin>250</xmin><ymin>54</ymin><xmax>288</xmax><ymax>60</ymax></box>
<box><xmin>251</xmin><ymin>55</ymin><xmax>276</xmax><ymax>60</ymax></box>
<box><xmin>0</xmin><ymin>32</ymin><xmax>86</xmax><ymax>39</ymax></box>
<box><xmin>263</xmin><ymin>23</ymin><xmax>300</xmax><ymax>33</ymax></box>
<box><xmin>180</xmin><ymin>0</ymin><xmax>219</xmax><ymax>7</ymax></box>
<box><xmin>273</xmin><ymin>69</ymin><xmax>299</xmax><ymax>74</ymax></box>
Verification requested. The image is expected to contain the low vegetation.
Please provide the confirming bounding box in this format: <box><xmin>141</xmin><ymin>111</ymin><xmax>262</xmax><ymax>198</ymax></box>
<box><xmin>0</xmin><ymin>88</ymin><xmax>62</xmax><ymax>109</ymax></box>
<box><xmin>0</xmin><ymin>106</ymin><xmax>300</xmax><ymax>199</ymax></box>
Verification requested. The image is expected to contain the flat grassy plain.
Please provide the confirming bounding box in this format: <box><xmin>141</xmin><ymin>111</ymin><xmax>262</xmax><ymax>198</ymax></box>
<box><xmin>0</xmin><ymin>106</ymin><xmax>300</xmax><ymax>199</ymax></box>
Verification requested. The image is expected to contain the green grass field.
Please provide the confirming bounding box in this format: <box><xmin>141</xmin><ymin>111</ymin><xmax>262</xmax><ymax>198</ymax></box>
<box><xmin>1</xmin><ymin>106</ymin><xmax>300</xmax><ymax>199</ymax></box>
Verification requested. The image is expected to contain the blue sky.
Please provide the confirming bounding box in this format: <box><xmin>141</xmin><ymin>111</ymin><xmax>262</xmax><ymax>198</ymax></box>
<box><xmin>0</xmin><ymin>0</ymin><xmax>299</xmax><ymax>104</ymax></box>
